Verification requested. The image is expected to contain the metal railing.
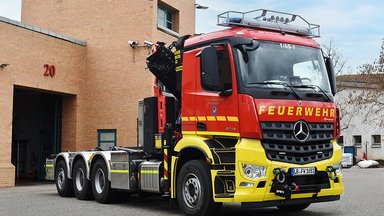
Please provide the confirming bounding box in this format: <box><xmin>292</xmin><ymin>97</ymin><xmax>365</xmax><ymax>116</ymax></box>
<box><xmin>217</xmin><ymin>9</ymin><xmax>320</xmax><ymax>38</ymax></box>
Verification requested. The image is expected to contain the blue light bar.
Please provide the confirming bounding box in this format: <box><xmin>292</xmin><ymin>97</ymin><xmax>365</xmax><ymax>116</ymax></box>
<box><xmin>217</xmin><ymin>9</ymin><xmax>320</xmax><ymax>38</ymax></box>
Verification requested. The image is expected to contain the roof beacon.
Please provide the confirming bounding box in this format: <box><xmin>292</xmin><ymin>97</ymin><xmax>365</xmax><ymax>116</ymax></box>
<box><xmin>217</xmin><ymin>9</ymin><xmax>320</xmax><ymax>37</ymax></box>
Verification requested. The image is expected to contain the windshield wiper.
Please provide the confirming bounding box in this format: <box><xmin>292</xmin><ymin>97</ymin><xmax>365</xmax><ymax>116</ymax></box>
<box><xmin>293</xmin><ymin>84</ymin><xmax>332</xmax><ymax>102</ymax></box>
<box><xmin>250</xmin><ymin>81</ymin><xmax>302</xmax><ymax>100</ymax></box>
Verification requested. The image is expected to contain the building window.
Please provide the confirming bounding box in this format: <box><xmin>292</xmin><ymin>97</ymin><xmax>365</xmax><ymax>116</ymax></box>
<box><xmin>338</xmin><ymin>136</ymin><xmax>344</xmax><ymax>146</ymax></box>
<box><xmin>372</xmin><ymin>135</ymin><xmax>381</xmax><ymax>148</ymax></box>
<box><xmin>97</xmin><ymin>129</ymin><xmax>117</xmax><ymax>150</ymax></box>
<box><xmin>158</xmin><ymin>6</ymin><xmax>174</xmax><ymax>30</ymax></box>
<box><xmin>353</xmin><ymin>135</ymin><xmax>362</xmax><ymax>148</ymax></box>
<box><xmin>157</xmin><ymin>3</ymin><xmax>179</xmax><ymax>37</ymax></box>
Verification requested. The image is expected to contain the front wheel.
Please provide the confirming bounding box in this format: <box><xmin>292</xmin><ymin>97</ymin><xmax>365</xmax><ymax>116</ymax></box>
<box><xmin>177</xmin><ymin>160</ymin><xmax>221</xmax><ymax>216</ymax></box>
<box><xmin>277</xmin><ymin>203</ymin><xmax>311</xmax><ymax>212</ymax></box>
<box><xmin>91</xmin><ymin>159</ymin><xmax>116</xmax><ymax>203</ymax></box>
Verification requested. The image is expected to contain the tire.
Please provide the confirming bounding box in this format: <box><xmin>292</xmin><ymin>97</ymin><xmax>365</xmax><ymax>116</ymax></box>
<box><xmin>55</xmin><ymin>160</ymin><xmax>74</xmax><ymax>197</ymax></box>
<box><xmin>91</xmin><ymin>159</ymin><xmax>116</xmax><ymax>203</ymax></box>
<box><xmin>177</xmin><ymin>160</ymin><xmax>222</xmax><ymax>216</ymax></box>
<box><xmin>73</xmin><ymin>160</ymin><xmax>93</xmax><ymax>200</ymax></box>
<box><xmin>277</xmin><ymin>203</ymin><xmax>311</xmax><ymax>212</ymax></box>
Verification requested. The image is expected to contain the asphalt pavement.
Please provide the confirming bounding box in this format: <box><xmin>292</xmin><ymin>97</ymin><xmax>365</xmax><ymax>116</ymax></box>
<box><xmin>1</xmin><ymin>167</ymin><xmax>383</xmax><ymax>216</ymax></box>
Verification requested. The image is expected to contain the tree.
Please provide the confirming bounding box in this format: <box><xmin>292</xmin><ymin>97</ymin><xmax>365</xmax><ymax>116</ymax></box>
<box><xmin>321</xmin><ymin>40</ymin><xmax>354</xmax><ymax>131</ymax></box>
<box><xmin>346</xmin><ymin>38</ymin><xmax>384</xmax><ymax>126</ymax></box>
<box><xmin>322</xmin><ymin>40</ymin><xmax>347</xmax><ymax>77</ymax></box>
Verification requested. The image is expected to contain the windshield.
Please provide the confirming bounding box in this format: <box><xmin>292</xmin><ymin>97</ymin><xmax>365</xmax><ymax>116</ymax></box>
<box><xmin>237</xmin><ymin>41</ymin><xmax>331</xmax><ymax>92</ymax></box>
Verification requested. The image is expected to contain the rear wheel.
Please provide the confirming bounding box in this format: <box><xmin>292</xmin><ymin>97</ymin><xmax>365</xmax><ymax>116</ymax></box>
<box><xmin>55</xmin><ymin>160</ymin><xmax>74</xmax><ymax>197</ymax></box>
<box><xmin>277</xmin><ymin>203</ymin><xmax>311</xmax><ymax>212</ymax></box>
<box><xmin>177</xmin><ymin>160</ymin><xmax>221</xmax><ymax>216</ymax></box>
<box><xmin>91</xmin><ymin>159</ymin><xmax>116</xmax><ymax>203</ymax></box>
<box><xmin>73</xmin><ymin>160</ymin><xmax>93</xmax><ymax>200</ymax></box>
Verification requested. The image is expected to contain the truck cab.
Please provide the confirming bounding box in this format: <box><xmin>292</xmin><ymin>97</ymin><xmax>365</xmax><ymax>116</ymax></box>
<box><xmin>166</xmin><ymin>9</ymin><xmax>342</xmax><ymax>214</ymax></box>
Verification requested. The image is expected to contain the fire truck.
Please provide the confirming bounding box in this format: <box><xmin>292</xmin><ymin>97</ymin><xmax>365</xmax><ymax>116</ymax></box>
<box><xmin>48</xmin><ymin>9</ymin><xmax>343</xmax><ymax>216</ymax></box>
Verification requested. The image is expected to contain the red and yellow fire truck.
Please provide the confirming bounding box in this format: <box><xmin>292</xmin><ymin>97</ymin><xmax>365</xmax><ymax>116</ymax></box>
<box><xmin>49</xmin><ymin>9</ymin><xmax>343</xmax><ymax>216</ymax></box>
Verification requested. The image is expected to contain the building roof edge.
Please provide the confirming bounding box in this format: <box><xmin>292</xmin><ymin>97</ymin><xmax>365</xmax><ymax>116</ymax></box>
<box><xmin>0</xmin><ymin>16</ymin><xmax>86</xmax><ymax>46</ymax></box>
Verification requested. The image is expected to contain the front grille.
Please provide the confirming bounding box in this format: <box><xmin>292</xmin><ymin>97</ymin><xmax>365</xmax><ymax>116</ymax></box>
<box><xmin>261</xmin><ymin>122</ymin><xmax>334</xmax><ymax>164</ymax></box>
<box><xmin>260</xmin><ymin>122</ymin><xmax>334</xmax><ymax>142</ymax></box>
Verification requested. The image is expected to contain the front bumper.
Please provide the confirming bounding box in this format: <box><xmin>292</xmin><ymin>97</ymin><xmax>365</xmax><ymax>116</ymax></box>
<box><xmin>212</xmin><ymin>138</ymin><xmax>344</xmax><ymax>203</ymax></box>
<box><xmin>242</xmin><ymin>195</ymin><xmax>340</xmax><ymax>208</ymax></box>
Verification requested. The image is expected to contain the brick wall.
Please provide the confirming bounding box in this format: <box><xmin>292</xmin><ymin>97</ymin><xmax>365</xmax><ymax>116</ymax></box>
<box><xmin>21</xmin><ymin>0</ymin><xmax>195</xmax><ymax>149</ymax></box>
<box><xmin>0</xmin><ymin>0</ymin><xmax>195</xmax><ymax>187</ymax></box>
<box><xmin>0</xmin><ymin>21</ymin><xmax>86</xmax><ymax>187</ymax></box>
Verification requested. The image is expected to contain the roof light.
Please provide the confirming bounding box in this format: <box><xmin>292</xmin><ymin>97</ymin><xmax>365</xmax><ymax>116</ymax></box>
<box><xmin>217</xmin><ymin>9</ymin><xmax>320</xmax><ymax>37</ymax></box>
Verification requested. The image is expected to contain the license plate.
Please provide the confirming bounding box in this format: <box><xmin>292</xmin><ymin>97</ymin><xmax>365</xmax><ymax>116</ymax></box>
<box><xmin>291</xmin><ymin>167</ymin><xmax>316</xmax><ymax>176</ymax></box>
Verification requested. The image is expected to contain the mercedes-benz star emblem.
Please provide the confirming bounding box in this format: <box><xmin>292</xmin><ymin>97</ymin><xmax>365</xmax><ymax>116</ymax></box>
<box><xmin>293</xmin><ymin>121</ymin><xmax>310</xmax><ymax>142</ymax></box>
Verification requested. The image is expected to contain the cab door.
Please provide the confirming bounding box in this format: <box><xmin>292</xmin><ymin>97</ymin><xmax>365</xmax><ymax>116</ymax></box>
<box><xmin>194</xmin><ymin>44</ymin><xmax>239</xmax><ymax>137</ymax></box>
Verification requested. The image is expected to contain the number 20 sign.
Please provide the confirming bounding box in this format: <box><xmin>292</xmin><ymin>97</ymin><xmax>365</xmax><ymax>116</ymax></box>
<box><xmin>43</xmin><ymin>64</ymin><xmax>56</xmax><ymax>77</ymax></box>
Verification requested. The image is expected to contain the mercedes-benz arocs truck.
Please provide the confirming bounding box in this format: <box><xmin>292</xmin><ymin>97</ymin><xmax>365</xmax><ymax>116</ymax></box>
<box><xmin>48</xmin><ymin>9</ymin><xmax>343</xmax><ymax>216</ymax></box>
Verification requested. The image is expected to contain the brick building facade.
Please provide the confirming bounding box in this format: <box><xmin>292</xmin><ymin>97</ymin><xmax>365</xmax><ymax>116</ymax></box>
<box><xmin>0</xmin><ymin>0</ymin><xmax>195</xmax><ymax>187</ymax></box>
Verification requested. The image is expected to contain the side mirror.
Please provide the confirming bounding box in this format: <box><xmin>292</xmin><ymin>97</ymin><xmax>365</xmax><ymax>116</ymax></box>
<box><xmin>201</xmin><ymin>47</ymin><xmax>220</xmax><ymax>90</ymax></box>
<box><xmin>325</xmin><ymin>57</ymin><xmax>337</xmax><ymax>96</ymax></box>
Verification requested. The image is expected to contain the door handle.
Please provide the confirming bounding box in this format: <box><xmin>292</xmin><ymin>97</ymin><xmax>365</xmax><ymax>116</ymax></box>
<box><xmin>196</xmin><ymin>122</ymin><xmax>207</xmax><ymax>131</ymax></box>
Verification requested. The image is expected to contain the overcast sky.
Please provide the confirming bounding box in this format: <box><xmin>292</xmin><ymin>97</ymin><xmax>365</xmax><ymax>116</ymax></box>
<box><xmin>1</xmin><ymin>0</ymin><xmax>383</xmax><ymax>72</ymax></box>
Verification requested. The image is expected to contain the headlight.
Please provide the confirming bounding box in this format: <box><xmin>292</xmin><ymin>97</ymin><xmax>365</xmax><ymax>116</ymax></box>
<box><xmin>241</xmin><ymin>164</ymin><xmax>267</xmax><ymax>180</ymax></box>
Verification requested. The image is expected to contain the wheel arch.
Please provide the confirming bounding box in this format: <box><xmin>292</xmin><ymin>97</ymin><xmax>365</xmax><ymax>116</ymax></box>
<box><xmin>176</xmin><ymin>147</ymin><xmax>208</xmax><ymax>177</ymax></box>
<box><xmin>71</xmin><ymin>154</ymin><xmax>91</xmax><ymax>180</ymax></box>
<box><xmin>55</xmin><ymin>153</ymin><xmax>71</xmax><ymax>179</ymax></box>
<box><xmin>89</xmin><ymin>152</ymin><xmax>112</xmax><ymax>181</ymax></box>
<box><xmin>171</xmin><ymin>136</ymin><xmax>215</xmax><ymax>198</ymax></box>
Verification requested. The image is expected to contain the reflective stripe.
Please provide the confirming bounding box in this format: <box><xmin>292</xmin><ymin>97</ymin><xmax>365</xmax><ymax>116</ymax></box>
<box><xmin>111</xmin><ymin>170</ymin><xmax>129</xmax><ymax>174</ymax></box>
<box><xmin>182</xmin><ymin>116</ymin><xmax>239</xmax><ymax>122</ymax></box>
<box><xmin>164</xmin><ymin>148</ymin><xmax>169</xmax><ymax>180</ymax></box>
<box><xmin>197</xmin><ymin>116</ymin><xmax>207</xmax><ymax>121</ymax></box>
<box><xmin>227</xmin><ymin>116</ymin><xmax>239</xmax><ymax>122</ymax></box>
<box><xmin>175</xmin><ymin>66</ymin><xmax>183</xmax><ymax>72</ymax></box>
<box><xmin>89</xmin><ymin>153</ymin><xmax>95</xmax><ymax>161</ymax></box>
<box><xmin>183</xmin><ymin>131</ymin><xmax>240</xmax><ymax>137</ymax></box>
<box><xmin>216</xmin><ymin>116</ymin><xmax>227</xmax><ymax>121</ymax></box>
<box><xmin>206</xmin><ymin>116</ymin><xmax>216</xmax><ymax>121</ymax></box>
<box><xmin>140</xmin><ymin>170</ymin><xmax>159</xmax><ymax>174</ymax></box>
<box><xmin>45</xmin><ymin>164</ymin><xmax>54</xmax><ymax>168</ymax></box>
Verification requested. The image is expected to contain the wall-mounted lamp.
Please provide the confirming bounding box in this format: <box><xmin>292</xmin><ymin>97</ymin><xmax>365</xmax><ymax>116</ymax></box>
<box><xmin>0</xmin><ymin>63</ymin><xmax>10</xmax><ymax>69</ymax></box>
<box><xmin>195</xmin><ymin>3</ymin><xmax>209</xmax><ymax>9</ymax></box>
<box><xmin>143</xmin><ymin>40</ymin><xmax>154</xmax><ymax>48</ymax></box>
<box><xmin>128</xmin><ymin>40</ymin><xmax>139</xmax><ymax>48</ymax></box>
